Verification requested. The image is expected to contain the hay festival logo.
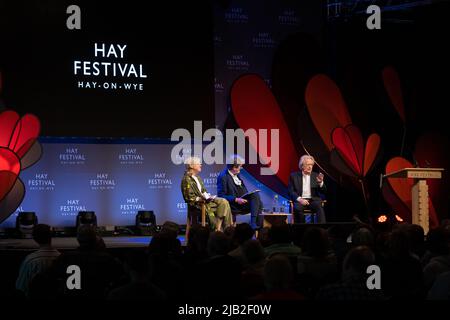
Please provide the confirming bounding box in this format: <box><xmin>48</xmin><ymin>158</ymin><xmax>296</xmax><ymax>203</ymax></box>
<box><xmin>74</xmin><ymin>43</ymin><xmax>148</xmax><ymax>91</ymax></box>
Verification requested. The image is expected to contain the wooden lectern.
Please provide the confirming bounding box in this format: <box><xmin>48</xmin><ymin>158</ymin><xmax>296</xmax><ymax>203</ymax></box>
<box><xmin>383</xmin><ymin>168</ymin><xmax>444</xmax><ymax>234</ymax></box>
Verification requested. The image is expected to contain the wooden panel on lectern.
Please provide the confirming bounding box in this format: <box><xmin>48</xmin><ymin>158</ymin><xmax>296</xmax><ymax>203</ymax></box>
<box><xmin>384</xmin><ymin>168</ymin><xmax>443</xmax><ymax>235</ymax></box>
<box><xmin>385</xmin><ymin>168</ymin><xmax>443</xmax><ymax>179</ymax></box>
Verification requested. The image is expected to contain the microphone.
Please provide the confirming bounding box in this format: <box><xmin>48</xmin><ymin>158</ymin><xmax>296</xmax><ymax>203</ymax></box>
<box><xmin>412</xmin><ymin>155</ymin><xmax>419</xmax><ymax>168</ymax></box>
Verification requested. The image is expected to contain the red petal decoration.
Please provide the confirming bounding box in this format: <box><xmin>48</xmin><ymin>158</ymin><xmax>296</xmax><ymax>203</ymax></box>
<box><xmin>364</xmin><ymin>133</ymin><xmax>381</xmax><ymax>176</ymax></box>
<box><xmin>0</xmin><ymin>147</ymin><xmax>21</xmax><ymax>201</ymax></box>
<box><xmin>305</xmin><ymin>74</ymin><xmax>352</xmax><ymax>150</ymax></box>
<box><xmin>331</xmin><ymin>126</ymin><xmax>363</xmax><ymax>176</ymax></box>
<box><xmin>382</xmin><ymin>66</ymin><xmax>405</xmax><ymax>123</ymax></box>
<box><xmin>0</xmin><ymin>110</ymin><xmax>20</xmax><ymax>148</ymax></box>
<box><xmin>231</xmin><ymin>74</ymin><xmax>298</xmax><ymax>185</ymax></box>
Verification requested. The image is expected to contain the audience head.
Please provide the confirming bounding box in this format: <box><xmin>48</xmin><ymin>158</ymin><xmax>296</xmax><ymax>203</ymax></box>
<box><xmin>327</xmin><ymin>224</ymin><xmax>351</xmax><ymax>241</ymax></box>
<box><xmin>207</xmin><ymin>231</ymin><xmax>230</xmax><ymax>256</ymax></box>
<box><xmin>187</xmin><ymin>225</ymin><xmax>210</xmax><ymax>252</ymax></box>
<box><xmin>342</xmin><ymin>246</ymin><xmax>376</xmax><ymax>282</ymax></box>
<box><xmin>426</xmin><ymin>227</ymin><xmax>450</xmax><ymax>255</ymax></box>
<box><xmin>351</xmin><ymin>227</ymin><xmax>374</xmax><ymax>247</ymax></box>
<box><xmin>402</xmin><ymin>224</ymin><xmax>425</xmax><ymax>255</ymax></box>
<box><xmin>387</xmin><ymin>229</ymin><xmax>412</xmax><ymax>258</ymax></box>
<box><xmin>242</xmin><ymin>239</ymin><xmax>265</xmax><ymax>265</ymax></box>
<box><xmin>233</xmin><ymin>223</ymin><xmax>254</xmax><ymax>246</ymax></box>
<box><xmin>264</xmin><ymin>254</ymin><xmax>293</xmax><ymax>291</ymax></box>
<box><xmin>257</xmin><ymin>227</ymin><xmax>271</xmax><ymax>247</ymax></box>
<box><xmin>95</xmin><ymin>236</ymin><xmax>107</xmax><ymax>251</ymax></box>
<box><xmin>268</xmin><ymin>223</ymin><xmax>291</xmax><ymax>245</ymax></box>
<box><xmin>77</xmin><ymin>225</ymin><xmax>98</xmax><ymax>249</ymax></box>
<box><xmin>124</xmin><ymin>249</ymin><xmax>152</xmax><ymax>280</ymax></box>
<box><xmin>32</xmin><ymin>224</ymin><xmax>52</xmax><ymax>246</ymax></box>
<box><xmin>149</xmin><ymin>232</ymin><xmax>181</xmax><ymax>257</ymax></box>
<box><xmin>302</xmin><ymin>227</ymin><xmax>330</xmax><ymax>258</ymax></box>
<box><xmin>161</xmin><ymin>221</ymin><xmax>180</xmax><ymax>240</ymax></box>
<box><xmin>224</xmin><ymin>225</ymin><xmax>235</xmax><ymax>238</ymax></box>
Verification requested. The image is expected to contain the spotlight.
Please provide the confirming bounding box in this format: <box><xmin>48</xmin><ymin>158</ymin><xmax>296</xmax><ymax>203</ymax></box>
<box><xmin>377</xmin><ymin>215</ymin><xmax>388</xmax><ymax>223</ymax></box>
<box><xmin>76</xmin><ymin>211</ymin><xmax>97</xmax><ymax>229</ymax></box>
<box><xmin>376</xmin><ymin>213</ymin><xmax>404</xmax><ymax>226</ymax></box>
<box><xmin>135</xmin><ymin>210</ymin><xmax>156</xmax><ymax>236</ymax></box>
<box><xmin>16</xmin><ymin>212</ymin><xmax>38</xmax><ymax>238</ymax></box>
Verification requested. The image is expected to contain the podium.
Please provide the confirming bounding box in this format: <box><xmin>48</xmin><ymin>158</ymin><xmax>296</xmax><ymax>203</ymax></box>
<box><xmin>383</xmin><ymin>168</ymin><xmax>444</xmax><ymax>233</ymax></box>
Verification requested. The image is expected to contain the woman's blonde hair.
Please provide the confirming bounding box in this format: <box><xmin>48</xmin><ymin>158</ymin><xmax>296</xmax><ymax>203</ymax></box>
<box><xmin>184</xmin><ymin>156</ymin><xmax>202</xmax><ymax>171</ymax></box>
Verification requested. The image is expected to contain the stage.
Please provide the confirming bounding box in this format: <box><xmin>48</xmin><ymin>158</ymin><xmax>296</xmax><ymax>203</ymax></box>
<box><xmin>0</xmin><ymin>222</ymin><xmax>357</xmax><ymax>251</ymax></box>
<box><xmin>0</xmin><ymin>235</ymin><xmax>189</xmax><ymax>251</ymax></box>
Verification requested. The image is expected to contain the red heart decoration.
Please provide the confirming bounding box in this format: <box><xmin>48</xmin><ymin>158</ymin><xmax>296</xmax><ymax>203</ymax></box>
<box><xmin>0</xmin><ymin>179</ymin><xmax>25</xmax><ymax>224</ymax></box>
<box><xmin>0</xmin><ymin>147</ymin><xmax>21</xmax><ymax>201</ymax></box>
<box><xmin>0</xmin><ymin>110</ymin><xmax>20</xmax><ymax>148</ymax></box>
<box><xmin>9</xmin><ymin>113</ymin><xmax>41</xmax><ymax>158</ymax></box>
<box><xmin>0</xmin><ymin>108</ymin><xmax>42</xmax><ymax>223</ymax></box>
<box><xmin>382</xmin><ymin>66</ymin><xmax>405</xmax><ymax>123</ymax></box>
<box><xmin>305</xmin><ymin>74</ymin><xmax>352</xmax><ymax>150</ymax></box>
<box><xmin>331</xmin><ymin>125</ymin><xmax>364</xmax><ymax>176</ymax></box>
<box><xmin>231</xmin><ymin>74</ymin><xmax>298</xmax><ymax>186</ymax></box>
<box><xmin>382</xmin><ymin>157</ymin><xmax>415</xmax><ymax>224</ymax></box>
<box><xmin>364</xmin><ymin>133</ymin><xmax>381</xmax><ymax>177</ymax></box>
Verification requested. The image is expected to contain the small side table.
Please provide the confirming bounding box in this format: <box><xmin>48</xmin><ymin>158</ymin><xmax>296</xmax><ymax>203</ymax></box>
<box><xmin>259</xmin><ymin>213</ymin><xmax>293</xmax><ymax>228</ymax></box>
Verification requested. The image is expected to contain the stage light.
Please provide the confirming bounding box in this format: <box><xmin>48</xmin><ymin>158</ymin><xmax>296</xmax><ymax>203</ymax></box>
<box><xmin>16</xmin><ymin>212</ymin><xmax>38</xmax><ymax>238</ymax></box>
<box><xmin>76</xmin><ymin>211</ymin><xmax>97</xmax><ymax>229</ymax></box>
<box><xmin>135</xmin><ymin>210</ymin><xmax>156</xmax><ymax>236</ymax></box>
<box><xmin>395</xmin><ymin>215</ymin><xmax>404</xmax><ymax>222</ymax></box>
<box><xmin>136</xmin><ymin>210</ymin><xmax>156</xmax><ymax>226</ymax></box>
<box><xmin>377</xmin><ymin>215</ymin><xmax>388</xmax><ymax>223</ymax></box>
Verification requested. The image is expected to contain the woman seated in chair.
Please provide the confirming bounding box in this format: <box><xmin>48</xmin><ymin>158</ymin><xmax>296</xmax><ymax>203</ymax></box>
<box><xmin>181</xmin><ymin>156</ymin><xmax>233</xmax><ymax>231</ymax></box>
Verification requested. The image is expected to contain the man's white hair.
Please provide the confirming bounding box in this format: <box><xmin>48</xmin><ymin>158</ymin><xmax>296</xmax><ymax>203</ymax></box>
<box><xmin>227</xmin><ymin>154</ymin><xmax>245</xmax><ymax>168</ymax></box>
<box><xmin>299</xmin><ymin>155</ymin><xmax>315</xmax><ymax>169</ymax></box>
<box><xmin>184</xmin><ymin>156</ymin><xmax>202</xmax><ymax>171</ymax></box>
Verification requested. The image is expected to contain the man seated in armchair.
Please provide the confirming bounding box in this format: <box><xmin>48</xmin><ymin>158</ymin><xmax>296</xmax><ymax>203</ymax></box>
<box><xmin>217</xmin><ymin>154</ymin><xmax>263</xmax><ymax>229</ymax></box>
<box><xmin>288</xmin><ymin>155</ymin><xmax>326</xmax><ymax>223</ymax></box>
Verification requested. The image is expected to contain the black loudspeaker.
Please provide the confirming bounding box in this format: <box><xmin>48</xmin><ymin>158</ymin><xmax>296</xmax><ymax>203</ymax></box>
<box><xmin>15</xmin><ymin>212</ymin><xmax>38</xmax><ymax>239</ymax></box>
<box><xmin>76</xmin><ymin>211</ymin><xmax>97</xmax><ymax>228</ymax></box>
<box><xmin>135</xmin><ymin>211</ymin><xmax>156</xmax><ymax>236</ymax></box>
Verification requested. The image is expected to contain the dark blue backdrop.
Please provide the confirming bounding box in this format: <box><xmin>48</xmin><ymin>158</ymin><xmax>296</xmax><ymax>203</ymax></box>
<box><xmin>0</xmin><ymin>138</ymin><xmax>288</xmax><ymax>228</ymax></box>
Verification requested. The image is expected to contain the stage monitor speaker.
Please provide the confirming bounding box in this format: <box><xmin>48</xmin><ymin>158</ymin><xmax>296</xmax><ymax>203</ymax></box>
<box><xmin>16</xmin><ymin>212</ymin><xmax>38</xmax><ymax>239</ymax></box>
<box><xmin>136</xmin><ymin>210</ymin><xmax>156</xmax><ymax>236</ymax></box>
<box><xmin>76</xmin><ymin>211</ymin><xmax>97</xmax><ymax>229</ymax></box>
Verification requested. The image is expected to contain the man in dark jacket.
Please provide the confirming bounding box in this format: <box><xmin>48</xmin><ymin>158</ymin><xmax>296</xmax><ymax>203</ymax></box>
<box><xmin>217</xmin><ymin>155</ymin><xmax>262</xmax><ymax>229</ymax></box>
<box><xmin>288</xmin><ymin>155</ymin><xmax>326</xmax><ymax>223</ymax></box>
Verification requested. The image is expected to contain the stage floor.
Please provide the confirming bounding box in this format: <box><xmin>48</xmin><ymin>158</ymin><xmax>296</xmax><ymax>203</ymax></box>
<box><xmin>0</xmin><ymin>235</ymin><xmax>186</xmax><ymax>250</ymax></box>
<box><xmin>0</xmin><ymin>222</ymin><xmax>356</xmax><ymax>251</ymax></box>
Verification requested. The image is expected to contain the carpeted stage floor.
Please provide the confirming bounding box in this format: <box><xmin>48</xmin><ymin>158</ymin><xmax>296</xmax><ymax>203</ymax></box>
<box><xmin>0</xmin><ymin>222</ymin><xmax>356</xmax><ymax>251</ymax></box>
<box><xmin>0</xmin><ymin>236</ymin><xmax>184</xmax><ymax>251</ymax></box>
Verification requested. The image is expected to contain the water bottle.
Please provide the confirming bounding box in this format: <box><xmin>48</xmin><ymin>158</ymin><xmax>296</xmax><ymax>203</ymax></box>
<box><xmin>272</xmin><ymin>194</ymin><xmax>279</xmax><ymax>213</ymax></box>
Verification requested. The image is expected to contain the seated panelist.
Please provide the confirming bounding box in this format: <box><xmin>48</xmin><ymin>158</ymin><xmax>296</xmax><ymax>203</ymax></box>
<box><xmin>181</xmin><ymin>156</ymin><xmax>233</xmax><ymax>231</ymax></box>
<box><xmin>217</xmin><ymin>155</ymin><xmax>262</xmax><ymax>229</ymax></box>
<box><xmin>288</xmin><ymin>155</ymin><xmax>326</xmax><ymax>223</ymax></box>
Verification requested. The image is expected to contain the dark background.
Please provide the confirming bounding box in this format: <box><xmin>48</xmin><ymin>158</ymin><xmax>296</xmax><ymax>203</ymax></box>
<box><xmin>0</xmin><ymin>0</ymin><xmax>214</xmax><ymax>138</ymax></box>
